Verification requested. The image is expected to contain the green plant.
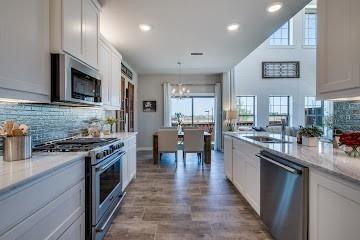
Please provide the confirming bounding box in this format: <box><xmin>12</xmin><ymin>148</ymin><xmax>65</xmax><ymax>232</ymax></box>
<box><xmin>104</xmin><ymin>116</ymin><xmax>117</xmax><ymax>133</ymax></box>
<box><xmin>298</xmin><ymin>126</ymin><xmax>323</xmax><ymax>138</ymax></box>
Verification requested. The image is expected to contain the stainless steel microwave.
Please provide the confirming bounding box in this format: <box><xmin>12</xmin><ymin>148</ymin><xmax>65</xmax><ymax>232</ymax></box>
<box><xmin>51</xmin><ymin>54</ymin><xmax>102</xmax><ymax>106</ymax></box>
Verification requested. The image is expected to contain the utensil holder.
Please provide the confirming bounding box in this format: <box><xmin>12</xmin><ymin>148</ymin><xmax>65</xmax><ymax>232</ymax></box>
<box><xmin>3</xmin><ymin>136</ymin><xmax>32</xmax><ymax>161</ymax></box>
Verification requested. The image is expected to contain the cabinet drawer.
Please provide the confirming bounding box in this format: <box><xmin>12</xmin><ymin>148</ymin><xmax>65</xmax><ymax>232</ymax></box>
<box><xmin>57</xmin><ymin>213</ymin><xmax>85</xmax><ymax>240</ymax></box>
<box><xmin>0</xmin><ymin>179</ymin><xmax>85</xmax><ymax>240</ymax></box>
<box><xmin>127</xmin><ymin>136</ymin><xmax>136</xmax><ymax>146</ymax></box>
<box><xmin>0</xmin><ymin>160</ymin><xmax>84</xmax><ymax>235</ymax></box>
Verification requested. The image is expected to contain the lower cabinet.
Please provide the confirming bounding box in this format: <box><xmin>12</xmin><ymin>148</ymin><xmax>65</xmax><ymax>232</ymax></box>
<box><xmin>227</xmin><ymin>137</ymin><xmax>261</xmax><ymax>215</ymax></box>
<box><xmin>0</xmin><ymin>159</ymin><xmax>85</xmax><ymax>240</ymax></box>
<box><xmin>224</xmin><ymin>135</ymin><xmax>233</xmax><ymax>181</ymax></box>
<box><xmin>122</xmin><ymin>136</ymin><xmax>137</xmax><ymax>191</ymax></box>
<box><xmin>309</xmin><ymin>170</ymin><xmax>360</xmax><ymax>240</ymax></box>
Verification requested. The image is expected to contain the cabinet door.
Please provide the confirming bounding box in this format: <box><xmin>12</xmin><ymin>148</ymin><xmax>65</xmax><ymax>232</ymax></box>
<box><xmin>309</xmin><ymin>170</ymin><xmax>360</xmax><ymax>240</ymax></box>
<box><xmin>224</xmin><ymin>136</ymin><xmax>233</xmax><ymax>181</ymax></box>
<box><xmin>128</xmin><ymin>142</ymin><xmax>137</xmax><ymax>180</ymax></box>
<box><xmin>111</xmin><ymin>53</ymin><xmax>121</xmax><ymax>108</ymax></box>
<box><xmin>122</xmin><ymin>152</ymin><xmax>129</xmax><ymax>191</ymax></box>
<box><xmin>99</xmin><ymin>40</ymin><xmax>111</xmax><ymax>106</ymax></box>
<box><xmin>232</xmin><ymin>149</ymin><xmax>245</xmax><ymax>193</ymax></box>
<box><xmin>244</xmin><ymin>157</ymin><xmax>260</xmax><ymax>215</ymax></box>
<box><xmin>82</xmin><ymin>0</ymin><xmax>99</xmax><ymax>69</ymax></box>
<box><xmin>58</xmin><ymin>213</ymin><xmax>85</xmax><ymax>240</ymax></box>
<box><xmin>317</xmin><ymin>0</ymin><xmax>360</xmax><ymax>97</ymax></box>
<box><xmin>62</xmin><ymin>0</ymin><xmax>82</xmax><ymax>59</ymax></box>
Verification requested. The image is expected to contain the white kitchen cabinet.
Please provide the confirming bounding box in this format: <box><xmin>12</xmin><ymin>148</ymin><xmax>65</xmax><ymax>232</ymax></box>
<box><xmin>317</xmin><ymin>0</ymin><xmax>360</xmax><ymax>99</ymax></box>
<box><xmin>122</xmin><ymin>136</ymin><xmax>137</xmax><ymax>191</ymax></box>
<box><xmin>111</xmin><ymin>53</ymin><xmax>122</xmax><ymax>108</ymax></box>
<box><xmin>82</xmin><ymin>0</ymin><xmax>99</xmax><ymax>69</ymax></box>
<box><xmin>309</xmin><ymin>170</ymin><xmax>360</xmax><ymax>240</ymax></box>
<box><xmin>57</xmin><ymin>213</ymin><xmax>85</xmax><ymax>240</ymax></box>
<box><xmin>0</xmin><ymin>0</ymin><xmax>50</xmax><ymax>102</ymax></box>
<box><xmin>0</xmin><ymin>160</ymin><xmax>85</xmax><ymax>240</ymax></box>
<box><xmin>99</xmin><ymin>39</ymin><xmax>112</xmax><ymax>106</ymax></box>
<box><xmin>99</xmin><ymin>36</ymin><xmax>122</xmax><ymax>110</ymax></box>
<box><xmin>228</xmin><ymin>137</ymin><xmax>261</xmax><ymax>215</ymax></box>
<box><xmin>224</xmin><ymin>135</ymin><xmax>233</xmax><ymax>181</ymax></box>
<box><xmin>50</xmin><ymin>0</ymin><xmax>100</xmax><ymax>70</ymax></box>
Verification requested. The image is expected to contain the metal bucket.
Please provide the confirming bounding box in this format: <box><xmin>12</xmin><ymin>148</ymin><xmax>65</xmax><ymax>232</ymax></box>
<box><xmin>3</xmin><ymin>136</ymin><xmax>32</xmax><ymax>161</ymax></box>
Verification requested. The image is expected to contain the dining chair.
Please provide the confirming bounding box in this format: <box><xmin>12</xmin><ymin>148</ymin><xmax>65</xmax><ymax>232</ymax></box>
<box><xmin>183</xmin><ymin>129</ymin><xmax>204</xmax><ymax>165</ymax></box>
<box><xmin>157</xmin><ymin>129</ymin><xmax>178</xmax><ymax>165</ymax></box>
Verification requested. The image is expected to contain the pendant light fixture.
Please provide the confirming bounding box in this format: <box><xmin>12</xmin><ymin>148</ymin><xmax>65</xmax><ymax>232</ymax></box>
<box><xmin>171</xmin><ymin>62</ymin><xmax>190</xmax><ymax>99</ymax></box>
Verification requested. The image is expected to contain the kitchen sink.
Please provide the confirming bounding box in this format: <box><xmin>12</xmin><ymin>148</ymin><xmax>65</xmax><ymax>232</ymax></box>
<box><xmin>244</xmin><ymin>135</ymin><xmax>292</xmax><ymax>144</ymax></box>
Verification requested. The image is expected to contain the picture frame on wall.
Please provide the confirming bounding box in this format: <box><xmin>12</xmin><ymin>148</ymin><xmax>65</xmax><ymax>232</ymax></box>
<box><xmin>143</xmin><ymin>101</ymin><xmax>156</xmax><ymax>112</ymax></box>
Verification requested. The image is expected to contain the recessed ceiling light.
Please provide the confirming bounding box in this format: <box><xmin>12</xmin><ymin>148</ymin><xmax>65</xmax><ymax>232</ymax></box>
<box><xmin>227</xmin><ymin>24</ymin><xmax>239</xmax><ymax>32</ymax></box>
<box><xmin>267</xmin><ymin>2</ymin><xmax>283</xmax><ymax>13</ymax></box>
<box><xmin>139</xmin><ymin>24</ymin><xmax>152</xmax><ymax>32</ymax></box>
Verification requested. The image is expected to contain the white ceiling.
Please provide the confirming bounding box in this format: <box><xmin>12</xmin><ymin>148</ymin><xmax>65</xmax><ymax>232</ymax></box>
<box><xmin>99</xmin><ymin>0</ymin><xmax>311</xmax><ymax>74</ymax></box>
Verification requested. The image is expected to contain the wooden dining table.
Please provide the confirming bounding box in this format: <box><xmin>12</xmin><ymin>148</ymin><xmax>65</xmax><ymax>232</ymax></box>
<box><xmin>153</xmin><ymin>132</ymin><xmax>212</xmax><ymax>164</ymax></box>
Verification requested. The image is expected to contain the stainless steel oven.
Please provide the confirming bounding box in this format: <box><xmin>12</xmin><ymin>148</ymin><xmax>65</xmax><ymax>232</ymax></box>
<box><xmin>51</xmin><ymin>53</ymin><xmax>102</xmax><ymax>106</ymax></box>
<box><xmin>86</xmin><ymin>141</ymin><xmax>126</xmax><ymax>240</ymax></box>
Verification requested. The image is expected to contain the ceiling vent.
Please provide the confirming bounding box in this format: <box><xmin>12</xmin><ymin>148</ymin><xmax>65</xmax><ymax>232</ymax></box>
<box><xmin>190</xmin><ymin>52</ymin><xmax>204</xmax><ymax>56</ymax></box>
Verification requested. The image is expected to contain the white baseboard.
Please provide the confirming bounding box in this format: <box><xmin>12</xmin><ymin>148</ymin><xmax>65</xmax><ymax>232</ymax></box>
<box><xmin>137</xmin><ymin>147</ymin><xmax>152</xmax><ymax>152</ymax></box>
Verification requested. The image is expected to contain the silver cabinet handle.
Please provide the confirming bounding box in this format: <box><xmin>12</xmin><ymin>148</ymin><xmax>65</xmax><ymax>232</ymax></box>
<box><xmin>256</xmin><ymin>154</ymin><xmax>301</xmax><ymax>174</ymax></box>
<box><xmin>96</xmin><ymin>192</ymin><xmax>126</xmax><ymax>232</ymax></box>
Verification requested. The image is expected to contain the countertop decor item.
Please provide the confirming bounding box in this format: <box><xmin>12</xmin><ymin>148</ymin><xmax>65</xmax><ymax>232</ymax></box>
<box><xmin>339</xmin><ymin>132</ymin><xmax>360</xmax><ymax>158</ymax></box>
<box><xmin>104</xmin><ymin>116</ymin><xmax>117</xmax><ymax>134</ymax></box>
<box><xmin>298</xmin><ymin>126</ymin><xmax>323</xmax><ymax>147</ymax></box>
<box><xmin>86</xmin><ymin>118</ymin><xmax>103</xmax><ymax>137</ymax></box>
<box><xmin>1</xmin><ymin>120</ymin><xmax>31</xmax><ymax>161</ymax></box>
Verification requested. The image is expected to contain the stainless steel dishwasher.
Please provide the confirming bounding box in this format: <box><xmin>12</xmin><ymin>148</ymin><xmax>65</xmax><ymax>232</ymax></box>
<box><xmin>257</xmin><ymin>150</ymin><xmax>308</xmax><ymax>240</ymax></box>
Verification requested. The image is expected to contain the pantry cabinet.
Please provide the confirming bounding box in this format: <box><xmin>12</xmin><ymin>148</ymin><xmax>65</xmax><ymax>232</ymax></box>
<box><xmin>309</xmin><ymin>169</ymin><xmax>360</xmax><ymax>240</ymax></box>
<box><xmin>317</xmin><ymin>0</ymin><xmax>360</xmax><ymax>99</ymax></box>
<box><xmin>50</xmin><ymin>0</ymin><xmax>100</xmax><ymax>70</ymax></box>
<box><xmin>99</xmin><ymin>36</ymin><xmax>122</xmax><ymax>110</ymax></box>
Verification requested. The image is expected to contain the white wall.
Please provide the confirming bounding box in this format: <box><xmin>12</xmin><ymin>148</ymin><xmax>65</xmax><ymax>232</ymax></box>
<box><xmin>137</xmin><ymin>74</ymin><xmax>221</xmax><ymax>149</ymax></box>
<box><xmin>234</xmin><ymin>6</ymin><xmax>316</xmax><ymax>127</ymax></box>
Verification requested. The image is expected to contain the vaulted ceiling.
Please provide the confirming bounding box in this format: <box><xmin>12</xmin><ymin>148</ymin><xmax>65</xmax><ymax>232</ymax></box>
<box><xmin>100</xmin><ymin>0</ymin><xmax>311</xmax><ymax>74</ymax></box>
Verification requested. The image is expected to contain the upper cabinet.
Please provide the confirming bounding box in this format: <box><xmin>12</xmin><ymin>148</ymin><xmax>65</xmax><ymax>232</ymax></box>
<box><xmin>50</xmin><ymin>0</ymin><xmax>100</xmax><ymax>70</ymax></box>
<box><xmin>99</xmin><ymin>36</ymin><xmax>122</xmax><ymax>110</ymax></box>
<box><xmin>317</xmin><ymin>0</ymin><xmax>360</xmax><ymax>99</ymax></box>
<box><xmin>0</xmin><ymin>0</ymin><xmax>50</xmax><ymax>102</ymax></box>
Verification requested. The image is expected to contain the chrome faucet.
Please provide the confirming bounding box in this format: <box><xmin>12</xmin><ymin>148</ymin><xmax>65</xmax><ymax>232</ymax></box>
<box><xmin>280</xmin><ymin>119</ymin><xmax>286</xmax><ymax>141</ymax></box>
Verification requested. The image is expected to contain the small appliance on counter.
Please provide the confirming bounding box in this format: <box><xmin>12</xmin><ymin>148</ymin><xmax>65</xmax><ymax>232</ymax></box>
<box><xmin>0</xmin><ymin>120</ymin><xmax>31</xmax><ymax>161</ymax></box>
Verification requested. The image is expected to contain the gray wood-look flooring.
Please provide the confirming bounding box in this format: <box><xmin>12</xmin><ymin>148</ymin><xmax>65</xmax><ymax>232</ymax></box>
<box><xmin>104</xmin><ymin>151</ymin><xmax>273</xmax><ymax>240</ymax></box>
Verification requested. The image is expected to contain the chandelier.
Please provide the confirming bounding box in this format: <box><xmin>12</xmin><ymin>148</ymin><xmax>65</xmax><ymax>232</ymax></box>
<box><xmin>171</xmin><ymin>62</ymin><xmax>190</xmax><ymax>99</ymax></box>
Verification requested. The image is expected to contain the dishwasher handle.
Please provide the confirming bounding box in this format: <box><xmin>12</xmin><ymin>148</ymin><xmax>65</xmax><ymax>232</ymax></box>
<box><xmin>256</xmin><ymin>154</ymin><xmax>302</xmax><ymax>175</ymax></box>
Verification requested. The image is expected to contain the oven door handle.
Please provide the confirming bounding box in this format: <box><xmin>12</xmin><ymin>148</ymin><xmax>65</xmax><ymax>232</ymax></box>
<box><xmin>97</xmin><ymin>151</ymin><xmax>125</xmax><ymax>172</ymax></box>
<box><xmin>96</xmin><ymin>192</ymin><xmax>126</xmax><ymax>233</ymax></box>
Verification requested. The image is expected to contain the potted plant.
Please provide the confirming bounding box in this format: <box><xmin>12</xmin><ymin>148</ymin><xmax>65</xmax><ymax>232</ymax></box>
<box><xmin>298</xmin><ymin>126</ymin><xmax>323</xmax><ymax>147</ymax></box>
<box><xmin>104</xmin><ymin>116</ymin><xmax>117</xmax><ymax>134</ymax></box>
<box><xmin>339</xmin><ymin>132</ymin><xmax>360</xmax><ymax>158</ymax></box>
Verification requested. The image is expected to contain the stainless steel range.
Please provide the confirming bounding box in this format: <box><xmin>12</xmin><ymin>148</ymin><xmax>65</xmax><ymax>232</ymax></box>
<box><xmin>34</xmin><ymin>137</ymin><xmax>126</xmax><ymax>240</ymax></box>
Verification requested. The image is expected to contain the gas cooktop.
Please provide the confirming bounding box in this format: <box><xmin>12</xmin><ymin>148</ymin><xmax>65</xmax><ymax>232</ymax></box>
<box><xmin>33</xmin><ymin>137</ymin><xmax>119</xmax><ymax>152</ymax></box>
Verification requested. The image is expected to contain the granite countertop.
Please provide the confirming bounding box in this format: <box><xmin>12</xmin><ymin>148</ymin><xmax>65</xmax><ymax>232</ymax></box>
<box><xmin>224</xmin><ymin>131</ymin><xmax>360</xmax><ymax>185</ymax></box>
<box><xmin>0</xmin><ymin>132</ymin><xmax>137</xmax><ymax>196</ymax></box>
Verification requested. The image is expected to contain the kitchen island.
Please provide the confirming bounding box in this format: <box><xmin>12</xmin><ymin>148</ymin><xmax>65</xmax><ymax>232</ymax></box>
<box><xmin>224</xmin><ymin>131</ymin><xmax>360</xmax><ymax>240</ymax></box>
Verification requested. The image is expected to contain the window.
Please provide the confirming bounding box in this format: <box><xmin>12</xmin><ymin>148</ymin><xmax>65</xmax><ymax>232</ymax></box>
<box><xmin>269</xmin><ymin>96</ymin><xmax>290</xmax><ymax>125</ymax></box>
<box><xmin>269</xmin><ymin>21</ymin><xmax>292</xmax><ymax>46</ymax></box>
<box><xmin>305</xmin><ymin>97</ymin><xmax>324</xmax><ymax>127</ymax></box>
<box><xmin>171</xmin><ymin>97</ymin><xmax>215</xmax><ymax>127</ymax></box>
<box><xmin>236</xmin><ymin>96</ymin><xmax>256</xmax><ymax>126</ymax></box>
<box><xmin>304</xmin><ymin>8</ymin><xmax>317</xmax><ymax>46</ymax></box>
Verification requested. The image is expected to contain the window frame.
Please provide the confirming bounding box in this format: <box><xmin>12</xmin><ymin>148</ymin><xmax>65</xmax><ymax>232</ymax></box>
<box><xmin>303</xmin><ymin>8</ymin><xmax>317</xmax><ymax>48</ymax></box>
<box><xmin>171</xmin><ymin>96</ymin><xmax>215</xmax><ymax>126</ymax></box>
<box><xmin>304</xmin><ymin>96</ymin><xmax>325</xmax><ymax>127</ymax></box>
<box><xmin>236</xmin><ymin>96</ymin><xmax>256</xmax><ymax>126</ymax></box>
<box><xmin>268</xmin><ymin>96</ymin><xmax>290</xmax><ymax>126</ymax></box>
<box><xmin>269</xmin><ymin>19</ymin><xmax>294</xmax><ymax>47</ymax></box>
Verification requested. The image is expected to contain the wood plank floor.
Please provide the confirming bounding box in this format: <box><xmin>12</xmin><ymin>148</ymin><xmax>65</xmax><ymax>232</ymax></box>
<box><xmin>104</xmin><ymin>151</ymin><xmax>273</xmax><ymax>240</ymax></box>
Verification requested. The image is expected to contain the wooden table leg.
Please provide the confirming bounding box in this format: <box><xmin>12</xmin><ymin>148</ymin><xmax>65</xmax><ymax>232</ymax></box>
<box><xmin>153</xmin><ymin>135</ymin><xmax>159</xmax><ymax>164</ymax></box>
<box><xmin>204</xmin><ymin>135</ymin><xmax>211</xmax><ymax>164</ymax></box>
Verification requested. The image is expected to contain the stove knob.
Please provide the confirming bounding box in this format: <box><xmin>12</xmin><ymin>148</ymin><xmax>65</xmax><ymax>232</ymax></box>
<box><xmin>96</xmin><ymin>152</ymin><xmax>103</xmax><ymax>159</ymax></box>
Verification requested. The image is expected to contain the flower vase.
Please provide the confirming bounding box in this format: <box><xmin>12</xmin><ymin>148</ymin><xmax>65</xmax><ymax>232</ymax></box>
<box><xmin>345</xmin><ymin>146</ymin><xmax>360</xmax><ymax>158</ymax></box>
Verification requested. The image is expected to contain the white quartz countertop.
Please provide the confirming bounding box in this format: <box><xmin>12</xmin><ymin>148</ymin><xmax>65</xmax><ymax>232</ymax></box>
<box><xmin>224</xmin><ymin>131</ymin><xmax>360</xmax><ymax>185</ymax></box>
<box><xmin>0</xmin><ymin>132</ymin><xmax>137</xmax><ymax>196</ymax></box>
<box><xmin>0</xmin><ymin>152</ymin><xmax>86</xmax><ymax>196</ymax></box>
